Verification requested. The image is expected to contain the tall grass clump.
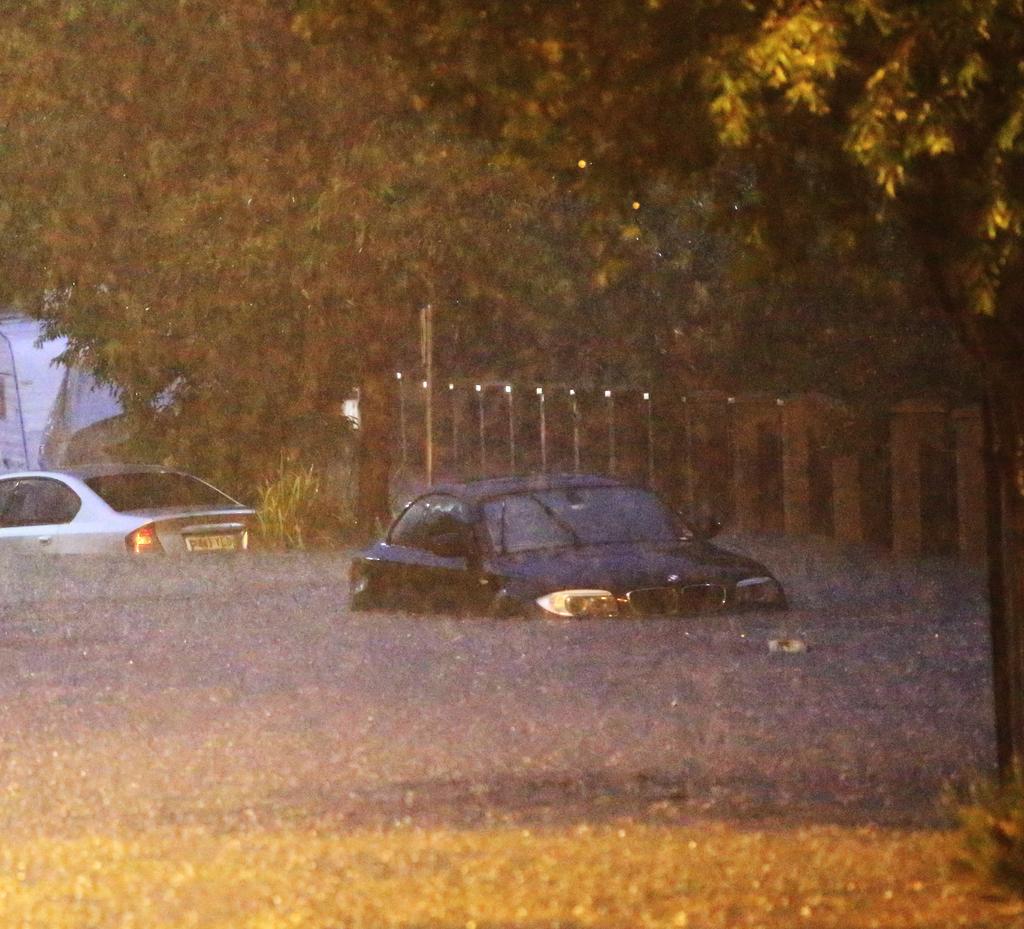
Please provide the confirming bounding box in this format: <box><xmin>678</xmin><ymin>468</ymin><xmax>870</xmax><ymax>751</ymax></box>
<box><xmin>255</xmin><ymin>459</ymin><xmax>356</xmax><ymax>550</ymax></box>
<box><xmin>955</xmin><ymin>773</ymin><xmax>1024</xmax><ymax>898</ymax></box>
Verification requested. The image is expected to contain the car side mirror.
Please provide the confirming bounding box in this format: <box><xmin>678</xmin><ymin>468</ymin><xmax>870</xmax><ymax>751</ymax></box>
<box><xmin>692</xmin><ymin>520</ymin><xmax>724</xmax><ymax>540</ymax></box>
<box><xmin>689</xmin><ymin>515</ymin><xmax>723</xmax><ymax>540</ymax></box>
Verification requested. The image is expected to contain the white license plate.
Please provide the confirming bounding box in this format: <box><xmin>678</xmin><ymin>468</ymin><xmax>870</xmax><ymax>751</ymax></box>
<box><xmin>185</xmin><ymin>534</ymin><xmax>238</xmax><ymax>552</ymax></box>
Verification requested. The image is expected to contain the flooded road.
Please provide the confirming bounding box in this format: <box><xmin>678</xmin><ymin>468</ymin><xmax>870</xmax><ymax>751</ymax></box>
<box><xmin>0</xmin><ymin>543</ymin><xmax>994</xmax><ymax>833</ymax></box>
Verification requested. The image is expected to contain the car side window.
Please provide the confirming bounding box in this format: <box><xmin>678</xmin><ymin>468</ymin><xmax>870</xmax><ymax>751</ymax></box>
<box><xmin>0</xmin><ymin>478</ymin><xmax>82</xmax><ymax>528</ymax></box>
<box><xmin>389</xmin><ymin>498</ymin><xmax>432</xmax><ymax>547</ymax></box>
<box><xmin>0</xmin><ymin>479</ymin><xmax>20</xmax><ymax>526</ymax></box>
<box><xmin>389</xmin><ymin>495</ymin><xmax>472</xmax><ymax>551</ymax></box>
<box><xmin>484</xmin><ymin>495</ymin><xmax>575</xmax><ymax>553</ymax></box>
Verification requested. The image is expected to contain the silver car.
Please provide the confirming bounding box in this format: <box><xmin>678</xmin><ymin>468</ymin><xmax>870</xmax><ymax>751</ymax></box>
<box><xmin>0</xmin><ymin>465</ymin><xmax>254</xmax><ymax>554</ymax></box>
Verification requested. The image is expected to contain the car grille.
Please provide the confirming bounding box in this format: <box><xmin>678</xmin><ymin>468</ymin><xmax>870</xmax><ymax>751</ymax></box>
<box><xmin>626</xmin><ymin>583</ymin><xmax>728</xmax><ymax>616</ymax></box>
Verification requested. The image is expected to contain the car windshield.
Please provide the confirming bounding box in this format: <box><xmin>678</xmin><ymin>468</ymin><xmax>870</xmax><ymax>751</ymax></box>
<box><xmin>84</xmin><ymin>472</ymin><xmax>239</xmax><ymax>513</ymax></box>
<box><xmin>483</xmin><ymin>486</ymin><xmax>690</xmax><ymax>553</ymax></box>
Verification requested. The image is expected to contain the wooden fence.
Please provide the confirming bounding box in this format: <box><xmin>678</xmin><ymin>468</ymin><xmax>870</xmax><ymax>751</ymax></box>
<box><xmin>390</xmin><ymin>377</ymin><xmax>987</xmax><ymax>560</ymax></box>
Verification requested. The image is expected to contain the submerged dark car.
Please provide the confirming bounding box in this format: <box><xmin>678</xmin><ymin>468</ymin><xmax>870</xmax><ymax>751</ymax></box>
<box><xmin>349</xmin><ymin>474</ymin><xmax>786</xmax><ymax>618</ymax></box>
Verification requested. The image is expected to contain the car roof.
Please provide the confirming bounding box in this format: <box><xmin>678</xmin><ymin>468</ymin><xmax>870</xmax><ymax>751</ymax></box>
<box><xmin>427</xmin><ymin>473</ymin><xmax>627</xmax><ymax>505</ymax></box>
<box><xmin>0</xmin><ymin>464</ymin><xmax>201</xmax><ymax>482</ymax></box>
<box><xmin>59</xmin><ymin>463</ymin><xmax>184</xmax><ymax>480</ymax></box>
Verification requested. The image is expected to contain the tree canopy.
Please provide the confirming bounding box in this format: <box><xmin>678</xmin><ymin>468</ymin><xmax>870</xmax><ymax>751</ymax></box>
<box><xmin>706</xmin><ymin>1</ymin><xmax>1023</xmax><ymax>365</ymax></box>
<box><xmin>0</xmin><ymin>0</ymin><xmax>998</xmax><ymax>494</ymax></box>
<box><xmin>0</xmin><ymin>0</ymin><xmax>592</xmax><ymax>494</ymax></box>
<box><xmin>299</xmin><ymin>0</ymin><xmax>978</xmax><ymax>402</ymax></box>
<box><xmin>0</xmin><ymin>0</ymin><xmax>981</xmax><ymax>495</ymax></box>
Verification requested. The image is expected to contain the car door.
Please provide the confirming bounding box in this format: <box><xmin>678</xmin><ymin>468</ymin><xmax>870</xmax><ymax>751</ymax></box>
<box><xmin>383</xmin><ymin>494</ymin><xmax>487</xmax><ymax>612</ymax></box>
<box><xmin>0</xmin><ymin>477</ymin><xmax>83</xmax><ymax>553</ymax></box>
<box><xmin>0</xmin><ymin>478</ymin><xmax>22</xmax><ymax>550</ymax></box>
<box><xmin>368</xmin><ymin>496</ymin><xmax>435</xmax><ymax>606</ymax></box>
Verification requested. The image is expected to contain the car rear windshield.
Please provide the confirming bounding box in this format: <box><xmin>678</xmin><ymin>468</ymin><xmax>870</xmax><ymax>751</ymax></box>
<box><xmin>484</xmin><ymin>486</ymin><xmax>690</xmax><ymax>553</ymax></box>
<box><xmin>85</xmin><ymin>472</ymin><xmax>238</xmax><ymax>513</ymax></box>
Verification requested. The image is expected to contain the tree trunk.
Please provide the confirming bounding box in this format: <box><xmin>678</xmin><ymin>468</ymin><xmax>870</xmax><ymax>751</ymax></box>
<box><xmin>355</xmin><ymin>364</ymin><xmax>396</xmax><ymax>539</ymax></box>
<box><xmin>986</xmin><ymin>383</ymin><xmax>1024</xmax><ymax>778</ymax></box>
<box><xmin>906</xmin><ymin>191</ymin><xmax>1024</xmax><ymax>780</ymax></box>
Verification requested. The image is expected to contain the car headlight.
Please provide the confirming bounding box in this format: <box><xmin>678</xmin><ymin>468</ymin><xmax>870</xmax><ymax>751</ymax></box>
<box><xmin>536</xmin><ymin>589</ymin><xmax>620</xmax><ymax>618</ymax></box>
<box><xmin>734</xmin><ymin>576</ymin><xmax>785</xmax><ymax>606</ymax></box>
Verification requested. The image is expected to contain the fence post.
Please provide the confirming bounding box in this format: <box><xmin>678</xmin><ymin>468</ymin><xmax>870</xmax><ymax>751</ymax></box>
<box><xmin>782</xmin><ymin>395</ymin><xmax>813</xmax><ymax>536</ymax></box>
<box><xmin>782</xmin><ymin>393</ymin><xmax>851</xmax><ymax>537</ymax></box>
<box><xmin>890</xmin><ymin>400</ymin><xmax>947</xmax><ymax>556</ymax></box>
<box><xmin>683</xmin><ymin>391</ymin><xmax>732</xmax><ymax>523</ymax></box>
<box><xmin>831</xmin><ymin>455</ymin><xmax>863</xmax><ymax>543</ymax></box>
<box><xmin>731</xmin><ymin>394</ymin><xmax>783</xmax><ymax>532</ymax></box>
<box><xmin>953</xmin><ymin>405</ymin><xmax>987</xmax><ymax>561</ymax></box>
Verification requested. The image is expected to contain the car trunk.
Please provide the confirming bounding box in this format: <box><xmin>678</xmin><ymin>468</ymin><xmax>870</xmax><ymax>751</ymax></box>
<box><xmin>143</xmin><ymin>509</ymin><xmax>254</xmax><ymax>553</ymax></box>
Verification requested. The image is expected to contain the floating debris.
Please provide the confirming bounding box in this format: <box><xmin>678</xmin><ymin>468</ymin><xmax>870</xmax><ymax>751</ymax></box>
<box><xmin>768</xmin><ymin>637</ymin><xmax>807</xmax><ymax>654</ymax></box>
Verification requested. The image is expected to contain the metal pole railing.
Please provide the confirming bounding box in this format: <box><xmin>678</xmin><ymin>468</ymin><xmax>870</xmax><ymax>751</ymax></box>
<box><xmin>449</xmin><ymin>383</ymin><xmax>458</xmax><ymax>475</ymax></box>
<box><xmin>420</xmin><ymin>304</ymin><xmax>434</xmax><ymax>486</ymax></box>
<box><xmin>505</xmin><ymin>384</ymin><xmax>515</xmax><ymax>471</ymax></box>
<box><xmin>605</xmin><ymin>389</ymin><xmax>616</xmax><ymax>475</ymax></box>
<box><xmin>570</xmin><ymin>388</ymin><xmax>581</xmax><ymax>473</ymax></box>
<box><xmin>396</xmin><ymin>371</ymin><xmax>407</xmax><ymax>469</ymax></box>
<box><xmin>537</xmin><ymin>387</ymin><xmax>547</xmax><ymax>472</ymax></box>
<box><xmin>644</xmin><ymin>391</ymin><xmax>654</xmax><ymax>487</ymax></box>
<box><xmin>476</xmin><ymin>384</ymin><xmax>485</xmax><ymax>472</ymax></box>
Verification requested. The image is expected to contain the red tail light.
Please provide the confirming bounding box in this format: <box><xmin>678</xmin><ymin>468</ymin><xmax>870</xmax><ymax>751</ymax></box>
<box><xmin>126</xmin><ymin>523</ymin><xmax>163</xmax><ymax>554</ymax></box>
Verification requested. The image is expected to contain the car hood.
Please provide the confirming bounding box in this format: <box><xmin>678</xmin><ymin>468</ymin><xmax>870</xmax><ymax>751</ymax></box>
<box><xmin>487</xmin><ymin>540</ymin><xmax>773</xmax><ymax>597</ymax></box>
